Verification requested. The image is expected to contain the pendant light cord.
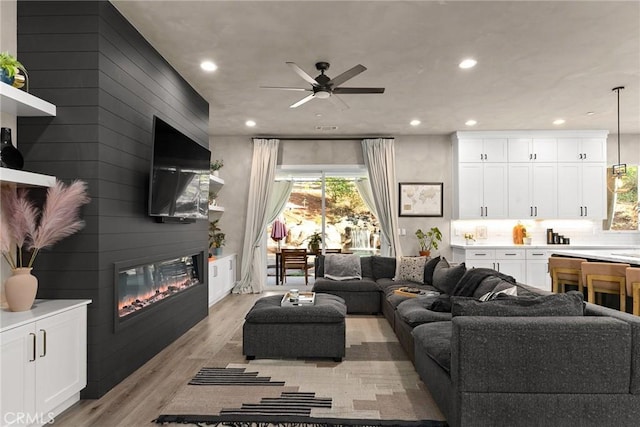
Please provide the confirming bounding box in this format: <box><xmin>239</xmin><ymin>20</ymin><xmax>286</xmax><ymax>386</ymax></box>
<box><xmin>613</xmin><ymin>86</ymin><xmax>624</xmax><ymax>166</ymax></box>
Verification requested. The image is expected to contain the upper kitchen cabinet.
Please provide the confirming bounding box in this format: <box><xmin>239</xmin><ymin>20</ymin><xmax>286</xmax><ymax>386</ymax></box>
<box><xmin>557</xmin><ymin>137</ymin><xmax>607</xmax><ymax>162</ymax></box>
<box><xmin>456</xmin><ymin>137</ymin><xmax>508</xmax><ymax>163</ymax></box>
<box><xmin>508</xmin><ymin>138</ymin><xmax>557</xmax><ymax>162</ymax></box>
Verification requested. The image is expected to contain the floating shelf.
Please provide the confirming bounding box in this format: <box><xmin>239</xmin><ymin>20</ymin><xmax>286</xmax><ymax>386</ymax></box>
<box><xmin>210</xmin><ymin>174</ymin><xmax>224</xmax><ymax>185</ymax></box>
<box><xmin>0</xmin><ymin>168</ymin><xmax>56</xmax><ymax>187</ymax></box>
<box><xmin>0</xmin><ymin>83</ymin><xmax>56</xmax><ymax>116</ymax></box>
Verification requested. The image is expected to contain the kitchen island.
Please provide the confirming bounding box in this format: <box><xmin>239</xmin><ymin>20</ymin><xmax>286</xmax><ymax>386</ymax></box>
<box><xmin>549</xmin><ymin>248</ymin><xmax>640</xmax><ymax>266</ymax></box>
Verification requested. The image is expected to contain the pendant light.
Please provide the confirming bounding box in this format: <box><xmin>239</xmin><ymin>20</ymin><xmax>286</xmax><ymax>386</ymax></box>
<box><xmin>612</xmin><ymin>86</ymin><xmax>626</xmax><ymax>177</ymax></box>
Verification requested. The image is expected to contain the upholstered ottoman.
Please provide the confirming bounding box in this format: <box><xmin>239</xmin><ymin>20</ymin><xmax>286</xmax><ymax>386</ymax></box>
<box><xmin>243</xmin><ymin>293</ymin><xmax>347</xmax><ymax>361</ymax></box>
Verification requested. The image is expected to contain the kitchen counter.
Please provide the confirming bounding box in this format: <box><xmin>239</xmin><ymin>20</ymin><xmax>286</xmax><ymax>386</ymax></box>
<box><xmin>450</xmin><ymin>243</ymin><xmax>638</xmax><ymax>250</ymax></box>
<box><xmin>547</xmin><ymin>249</ymin><xmax>640</xmax><ymax>266</ymax></box>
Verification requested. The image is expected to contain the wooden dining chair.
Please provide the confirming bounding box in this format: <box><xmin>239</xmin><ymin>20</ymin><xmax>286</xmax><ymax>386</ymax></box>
<box><xmin>581</xmin><ymin>262</ymin><xmax>630</xmax><ymax>312</ymax></box>
<box><xmin>625</xmin><ymin>267</ymin><xmax>640</xmax><ymax>316</ymax></box>
<box><xmin>549</xmin><ymin>256</ymin><xmax>587</xmax><ymax>293</ymax></box>
<box><xmin>280</xmin><ymin>248</ymin><xmax>311</xmax><ymax>285</ymax></box>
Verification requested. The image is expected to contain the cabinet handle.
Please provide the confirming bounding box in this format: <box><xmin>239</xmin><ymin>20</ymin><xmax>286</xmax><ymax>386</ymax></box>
<box><xmin>213</xmin><ymin>265</ymin><xmax>218</xmax><ymax>277</ymax></box>
<box><xmin>496</xmin><ymin>262</ymin><xmax>500</xmax><ymax>271</ymax></box>
<box><xmin>534</xmin><ymin>206</ymin><xmax>538</xmax><ymax>216</ymax></box>
<box><xmin>534</xmin><ymin>153</ymin><xmax>537</xmax><ymax>160</ymax></box>
<box><xmin>504</xmin><ymin>253</ymin><xmax>517</xmax><ymax>256</ymax></box>
<box><xmin>485</xmin><ymin>207</ymin><xmax>488</xmax><ymax>217</ymax></box>
<box><xmin>480</xmin><ymin>153</ymin><xmax>483</xmax><ymax>160</ymax></box>
<box><xmin>584</xmin><ymin>206</ymin><xmax>588</xmax><ymax>216</ymax></box>
<box><xmin>480</xmin><ymin>206</ymin><xmax>484</xmax><ymax>216</ymax></box>
<box><xmin>579</xmin><ymin>153</ymin><xmax>583</xmax><ymax>160</ymax></box>
<box><xmin>580</xmin><ymin>206</ymin><xmax>584</xmax><ymax>216</ymax></box>
<box><xmin>229</xmin><ymin>260</ymin><xmax>232</xmax><ymax>270</ymax></box>
<box><xmin>29</xmin><ymin>333</ymin><xmax>36</xmax><ymax>362</ymax></box>
<box><xmin>530</xmin><ymin>206</ymin><xmax>533</xmax><ymax>216</ymax></box>
<box><xmin>39</xmin><ymin>329</ymin><xmax>47</xmax><ymax>358</ymax></box>
<box><xmin>475</xmin><ymin>253</ymin><xmax>487</xmax><ymax>256</ymax></box>
<box><xmin>583</xmin><ymin>153</ymin><xmax>587</xmax><ymax>160</ymax></box>
<box><xmin>529</xmin><ymin>153</ymin><xmax>532</xmax><ymax>160</ymax></box>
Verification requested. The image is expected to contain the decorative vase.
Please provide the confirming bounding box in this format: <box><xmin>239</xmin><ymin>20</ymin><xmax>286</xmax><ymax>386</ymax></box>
<box><xmin>213</xmin><ymin>170</ymin><xmax>219</xmax><ymax>177</ymax></box>
<box><xmin>4</xmin><ymin>268</ymin><xmax>38</xmax><ymax>312</ymax></box>
<box><xmin>1</xmin><ymin>127</ymin><xmax>25</xmax><ymax>170</ymax></box>
<box><xmin>419</xmin><ymin>250</ymin><xmax>431</xmax><ymax>257</ymax></box>
<box><xmin>0</xmin><ymin>69</ymin><xmax>14</xmax><ymax>85</ymax></box>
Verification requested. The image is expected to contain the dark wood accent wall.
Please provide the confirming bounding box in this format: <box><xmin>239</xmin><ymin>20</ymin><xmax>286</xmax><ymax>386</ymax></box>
<box><xmin>17</xmin><ymin>1</ymin><xmax>209</xmax><ymax>398</ymax></box>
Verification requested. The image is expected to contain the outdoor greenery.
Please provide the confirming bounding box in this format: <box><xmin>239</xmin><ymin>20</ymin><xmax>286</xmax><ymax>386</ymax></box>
<box><xmin>325</xmin><ymin>177</ymin><xmax>366</xmax><ymax>218</ymax></box>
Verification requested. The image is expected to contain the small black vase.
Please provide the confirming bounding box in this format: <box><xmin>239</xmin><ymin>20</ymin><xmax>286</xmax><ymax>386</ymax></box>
<box><xmin>0</xmin><ymin>127</ymin><xmax>24</xmax><ymax>170</ymax></box>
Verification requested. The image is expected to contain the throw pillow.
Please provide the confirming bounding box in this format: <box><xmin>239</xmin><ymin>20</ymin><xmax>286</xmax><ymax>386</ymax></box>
<box><xmin>397</xmin><ymin>256</ymin><xmax>427</xmax><ymax>284</ymax></box>
<box><xmin>432</xmin><ymin>259</ymin><xmax>467</xmax><ymax>294</ymax></box>
<box><xmin>372</xmin><ymin>256</ymin><xmax>396</xmax><ymax>279</ymax></box>
<box><xmin>423</xmin><ymin>256</ymin><xmax>441</xmax><ymax>286</ymax></box>
<box><xmin>451</xmin><ymin>291</ymin><xmax>585</xmax><ymax>317</ymax></box>
<box><xmin>324</xmin><ymin>254</ymin><xmax>362</xmax><ymax>281</ymax></box>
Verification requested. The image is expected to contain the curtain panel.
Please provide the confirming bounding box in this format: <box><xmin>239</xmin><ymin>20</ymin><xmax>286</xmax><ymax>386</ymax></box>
<box><xmin>361</xmin><ymin>138</ymin><xmax>402</xmax><ymax>258</ymax></box>
<box><xmin>232</xmin><ymin>138</ymin><xmax>280</xmax><ymax>294</ymax></box>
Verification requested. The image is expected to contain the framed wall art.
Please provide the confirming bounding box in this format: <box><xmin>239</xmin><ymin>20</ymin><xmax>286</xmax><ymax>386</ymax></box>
<box><xmin>398</xmin><ymin>182</ymin><xmax>443</xmax><ymax>217</ymax></box>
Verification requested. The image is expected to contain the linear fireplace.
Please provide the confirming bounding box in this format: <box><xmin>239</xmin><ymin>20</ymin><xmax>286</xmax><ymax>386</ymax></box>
<box><xmin>114</xmin><ymin>250</ymin><xmax>206</xmax><ymax>331</ymax></box>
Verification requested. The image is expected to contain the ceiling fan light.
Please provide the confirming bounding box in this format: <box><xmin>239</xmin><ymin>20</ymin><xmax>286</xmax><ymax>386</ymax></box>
<box><xmin>315</xmin><ymin>90</ymin><xmax>331</xmax><ymax>99</ymax></box>
<box><xmin>410</xmin><ymin>119</ymin><xmax>421</xmax><ymax>126</ymax></box>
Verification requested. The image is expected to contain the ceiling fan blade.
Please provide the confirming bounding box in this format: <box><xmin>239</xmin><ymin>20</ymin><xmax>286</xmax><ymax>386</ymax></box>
<box><xmin>290</xmin><ymin>93</ymin><xmax>316</xmax><ymax>108</ymax></box>
<box><xmin>332</xmin><ymin>87</ymin><xmax>385</xmax><ymax>94</ymax></box>
<box><xmin>328</xmin><ymin>94</ymin><xmax>350</xmax><ymax>111</ymax></box>
<box><xmin>286</xmin><ymin>62</ymin><xmax>320</xmax><ymax>87</ymax></box>
<box><xmin>260</xmin><ymin>86</ymin><xmax>312</xmax><ymax>92</ymax></box>
<box><xmin>328</xmin><ymin>64</ymin><xmax>367</xmax><ymax>87</ymax></box>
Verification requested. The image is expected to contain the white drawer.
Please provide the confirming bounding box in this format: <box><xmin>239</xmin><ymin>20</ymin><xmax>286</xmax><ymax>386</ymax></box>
<box><xmin>526</xmin><ymin>249</ymin><xmax>549</xmax><ymax>259</ymax></box>
<box><xmin>496</xmin><ymin>249</ymin><xmax>525</xmax><ymax>259</ymax></box>
<box><xmin>465</xmin><ymin>249</ymin><xmax>496</xmax><ymax>259</ymax></box>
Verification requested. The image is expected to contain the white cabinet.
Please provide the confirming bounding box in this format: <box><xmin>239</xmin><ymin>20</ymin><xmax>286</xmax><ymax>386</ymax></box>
<box><xmin>1</xmin><ymin>300</ymin><xmax>89</xmax><ymax>427</ymax></box>
<box><xmin>557</xmin><ymin>163</ymin><xmax>606</xmax><ymax>219</ymax></box>
<box><xmin>457</xmin><ymin>248</ymin><xmax>526</xmax><ymax>283</ymax></box>
<box><xmin>456</xmin><ymin>162</ymin><xmax>508</xmax><ymax>219</ymax></box>
<box><xmin>208</xmin><ymin>254</ymin><xmax>237</xmax><ymax>306</ymax></box>
<box><xmin>525</xmin><ymin>249</ymin><xmax>551</xmax><ymax>291</ymax></box>
<box><xmin>457</xmin><ymin>138</ymin><xmax>507</xmax><ymax>163</ymax></box>
<box><xmin>508</xmin><ymin>163</ymin><xmax>557</xmax><ymax>218</ymax></box>
<box><xmin>508</xmin><ymin>138</ymin><xmax>557</xmax><ymax>162</ymax></box>
<box><xmin>557</xmin><ymin>138</ymin><xmax>606</xmax><ymax>162</ymax></box>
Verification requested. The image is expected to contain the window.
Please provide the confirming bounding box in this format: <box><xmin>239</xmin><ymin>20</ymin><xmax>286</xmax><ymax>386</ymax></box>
<box><xmin>603</xmin><ymin>165</ymin><xmax>639</xmax><ymax>231</ymax></box>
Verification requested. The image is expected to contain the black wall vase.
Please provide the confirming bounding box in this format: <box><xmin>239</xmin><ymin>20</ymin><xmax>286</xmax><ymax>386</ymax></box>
<box><xmin>0</xmin><ymin>127</ymin><xmax>24</xmax><ymax>170</ymax></box>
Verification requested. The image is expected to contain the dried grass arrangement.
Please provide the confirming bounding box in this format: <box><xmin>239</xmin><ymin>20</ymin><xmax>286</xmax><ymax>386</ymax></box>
<box><xmin>1</xmin><ymin>180</ymin><xmax>90</xmax><ymax>269</ymax></box>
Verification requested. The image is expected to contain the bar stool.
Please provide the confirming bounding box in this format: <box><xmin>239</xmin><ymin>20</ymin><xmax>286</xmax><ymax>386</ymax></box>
<box><xmin>581</xmin><ymin>262</ymin><xmax>630</xmax><ymax>312</ymax></box>
<box><xmin>549</xmin><ymin>256</ymin><xmax>587</xmax><ymax>293</ymax></box>
<box><xmin>625</xmin><ymin>267</ymin><xmax>640</xmax><ymax>316</ymax></box>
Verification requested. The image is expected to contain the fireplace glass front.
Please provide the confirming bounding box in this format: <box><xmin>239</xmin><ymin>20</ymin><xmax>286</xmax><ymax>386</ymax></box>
<box><xmin>116</xmin><ymin>253</ymin><xmax>203</xmax><ymax>323</ymax></box>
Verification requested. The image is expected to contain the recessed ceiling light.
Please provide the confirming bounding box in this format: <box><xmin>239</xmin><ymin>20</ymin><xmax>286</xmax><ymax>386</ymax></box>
<box><xmin>586</xmin><ymin>111</ymin><xmax>595</xmax><ymax>116</ymax></box>
<box><xmin>410</xmin><ymin>119</ymin><xmax>421</xmax><ymax>126</ymax></box>
<box><xmin>245</xmin><ymin>120</ymin><xmax>256</xmax><ymax>127</ymax></box>
<box><xmin>553</xmin><ymin>119</ymin><xmax>566</xmax><ymax>125</ymax></box>
<box><xmin>465</xmin><ymin>119</ymin><xmax>477</xmax><ymax>126</ymax></box>
<box><xmin>459</xmin><ymin>58</ymin><xmax>477</xmax><ymax>69</ymax></box>
<box><xmin>200</xmin><ymin>60</ymin><xmax>218</xmax><ymax>72</ymax></box>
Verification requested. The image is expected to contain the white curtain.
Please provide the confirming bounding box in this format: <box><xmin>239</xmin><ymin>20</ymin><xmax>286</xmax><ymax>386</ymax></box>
<box><xmin>354</xmin><ymin>178</ymin><xmax>377</xmax><ymax>217</ymax></box>
<box><xmin>362</xmin><ymin>138</ymin><xmax>402</xmax><ymax>257</ymax></box>
<box><xmin>232</xmin><ymin>139</ymin><xmax>279</xmax><ymax>294</ymax></box>
<box><xmin>266</xmin><ymin>181</ymin><xmax>294</xmax><ymax>225</ymax></box>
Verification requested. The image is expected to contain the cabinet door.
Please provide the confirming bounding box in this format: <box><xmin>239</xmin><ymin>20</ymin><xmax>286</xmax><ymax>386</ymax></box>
<box><xmin>508</xmin><ymin>163</ymin><xmax>531</xmax><ymax>218</ymax></box>
<box><xmin>581</xmin><ymin>138</ymin><xmax>606</xmax><ymax>162</ymax></box>
<box><xmin>496</xmin><ymin>259</ymin><xmax>526</xmax><ymax>283</ymax></box>
<box><xmin>581</xmin><ymin>163</ymin><xmax>606</xmax><ymax>219</ymax></box>
<box><xmin>532</xmin><ymin>138</ymin><xmax>557</xmax><ymax>162</ymax></box>
<box><xmin>557</xmin><ymin>138</ymin><xmax>581</xmax><ymax>161</ymax></box>
<box><xmin>483</xmin><ymin>163</ymin><xmax>508</xmax><ymax>218</ymax></box>
<box><xmin>35</xmin><ymin>306</ymin><xmax>87</xmax><ymax>415</ymax></box>
<box><xmin>457</xmin><ymin>139</ymin><xmax>485</xmax><ymax>162</ymax></box>
<box><xmin>557</xmin><ymin>163</ymin><xmax>582</xmax><ymax>218</ymax></box>
<box><xmin>531</xmin><ymin>163</ymin><xmax>557</xmax><ymax>218</ymax></box>
<box><xmin>526</xmin><ymin>250</ymin><xmax>551</xmax><ymax>291</ymax></box>
<box><xmin>208</xmin><ymin>260</ymin><xmax>220</xmax><ymax>306</ymax></box>
<box><xmin>483</xmin><ymin>139</ymin><xmax>508</xmax><ymax>162</ymax></box>
<box><xmin>457</xmin><ymin>163</ymin><xmax>485</xmax><ymax>218</ymax></box>
<box><xmin>1</xmin><ymin>324</ymin><xmax>37</xmax><ymax>427</ymax></box>
<box><xmin>508</xmin><ymin>138</ymin><xmax>532</xmax><ymax>162</ymax></box>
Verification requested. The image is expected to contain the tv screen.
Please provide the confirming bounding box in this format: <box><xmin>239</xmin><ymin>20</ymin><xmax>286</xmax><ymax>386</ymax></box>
<box><xmin>148</xmin><ymin>116</ymin><xmax>210</xmax><ymax>221</ymax></box>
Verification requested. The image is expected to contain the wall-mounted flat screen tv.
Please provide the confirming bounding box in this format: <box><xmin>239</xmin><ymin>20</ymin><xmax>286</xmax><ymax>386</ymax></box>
<box><xmin>148</xmin><ymin>116</ymin><xmax>210</xmax><ymax>222</ymax></box>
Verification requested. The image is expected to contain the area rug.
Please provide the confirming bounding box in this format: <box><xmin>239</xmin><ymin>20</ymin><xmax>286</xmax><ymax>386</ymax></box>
<box><xmin>154</xmin><ymin>316</ymin><xmax>447</xmax><ymax>427</ymax></box>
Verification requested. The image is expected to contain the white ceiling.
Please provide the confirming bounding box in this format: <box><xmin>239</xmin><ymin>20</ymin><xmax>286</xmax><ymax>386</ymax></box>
<box><xmin>111</xmin><ymin>0</ymin><xmax>640</xmax><ymax>137</ymax></box>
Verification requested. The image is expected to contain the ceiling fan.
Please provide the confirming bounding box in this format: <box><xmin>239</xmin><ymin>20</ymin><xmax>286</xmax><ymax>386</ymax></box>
<box><xmin>261</xmin><ymin>61</ymin><xmax>385</xmax><ymax>109</ymax></box>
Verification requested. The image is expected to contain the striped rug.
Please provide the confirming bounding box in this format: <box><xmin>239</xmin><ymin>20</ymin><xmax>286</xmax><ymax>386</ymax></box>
<box><xmin>155</xmin><ymin>316</ymin><xmax>447</xmax><ymax>427</ymax></box>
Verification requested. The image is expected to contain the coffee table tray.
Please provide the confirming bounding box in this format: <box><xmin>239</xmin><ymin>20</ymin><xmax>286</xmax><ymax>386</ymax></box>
<box><xmin>281</xmin><ymin>291</ymin><xmax>316</xmax><ymax>306</ymax></box>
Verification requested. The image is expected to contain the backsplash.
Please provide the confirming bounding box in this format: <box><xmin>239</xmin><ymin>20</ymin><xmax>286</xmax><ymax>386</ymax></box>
<box><xmin>451</xmin><ymin>219</ymin><xmax>640</xmax><ymax>246</ymax></box>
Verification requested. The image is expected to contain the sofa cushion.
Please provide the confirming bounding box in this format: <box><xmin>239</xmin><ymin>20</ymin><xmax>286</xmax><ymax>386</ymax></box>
<box><xmin>423</xmin><ymin>256</ymin><xmax>441</xmax><ymax>286</ymax></box>
<box><xmin>384</xmin><ymin>284</ymin><xmax>440</xmax><ymax>308</ymax></box>
<box><xmin>397</xmin><ymin>296</ymin><xmax>452</xmax><ymax>326</ymax></box>
<box><xmin>451</xmin><ymin>291</ymin><xmax>585</xmax><ymax>317</ymax></box>
<box><xmin>324</xmin><ymin>254</ymin><xmax>362</xmax><ymax>280</ymax></box>
<box><xmin>432</xmin><ymin>259</ymin><xmax>467</xmax><ymax>294</ymax></box>
<box><xmin>313</xmin><ymin>277</ymin><xmax>380</xmax><ymax>292</ymax></box>
<box><xmin>397</xmin><ymin>256</ymin><xmax>427</xmax><ymax>283</ymax></box>
<box><xmin>412</xmin><ymin>321</ymin><xmax>453</xmax><ymax>374</ymax></box>
<box><xmin>372</xmin><ymin>256</ymin><xmax>396</xmax><ymax>279</ymax></box>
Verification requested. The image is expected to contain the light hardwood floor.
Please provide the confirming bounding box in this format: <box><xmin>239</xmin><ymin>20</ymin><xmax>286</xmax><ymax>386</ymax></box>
<box><xmin>54</xmin><ymin>292</ymin><xmax>274</xmax><ymax>427</ymax></box>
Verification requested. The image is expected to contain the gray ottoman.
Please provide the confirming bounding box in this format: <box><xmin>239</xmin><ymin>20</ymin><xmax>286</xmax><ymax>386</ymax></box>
<box><xmin>243</xmin><ymin>293</ymin><xmax>347</xmax><ymax>362</ymax></box>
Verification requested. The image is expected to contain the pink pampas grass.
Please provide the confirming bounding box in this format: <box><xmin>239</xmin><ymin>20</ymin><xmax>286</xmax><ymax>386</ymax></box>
<box><xmin>28</xmin><ymin>180</ymin><xmax>90</xmax><ymax>266</ymax></box>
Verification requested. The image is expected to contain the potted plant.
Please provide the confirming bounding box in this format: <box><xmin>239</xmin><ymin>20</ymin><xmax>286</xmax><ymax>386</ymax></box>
<box><xmin>0</xmin><ymin>51</ymin><xmax>26</xmax><ymax>88</ymax></box>
<box><xmin>306</xmin><ymin>232</ymin><xmax>322</xmax><ymax>253</ymax></box>
<box><xmin>208</xmin><ymin>220</ymin><xmax>225</xmax><ymax>257</ymax></box>
<box><xmin>210</xmin><ymin>159</ymin><xmax>224</xmax><ymax>177</ymax></box>
<box><xmin>415</xmin><ymin>226</ymin><xmax>442</xmax><ymax>257</ymax></box>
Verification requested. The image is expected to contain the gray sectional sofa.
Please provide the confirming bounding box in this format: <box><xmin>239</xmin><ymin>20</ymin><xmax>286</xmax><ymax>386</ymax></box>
<box><xmin>312</xmin><ymin>255</ymin><xmax>640</xmax><ymax>427</ymax></box>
